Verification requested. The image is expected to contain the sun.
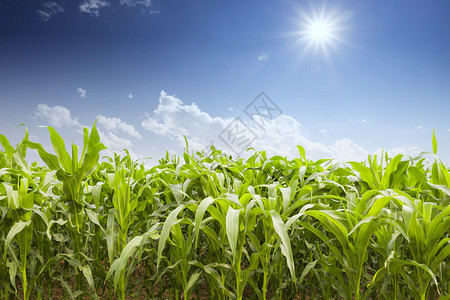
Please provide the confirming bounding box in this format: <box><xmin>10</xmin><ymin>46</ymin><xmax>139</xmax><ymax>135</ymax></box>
<box><xmin>307</xmin><ymin>20</ymin><xmax>333</xmax><ymax>43</ymax></box>
<box><xmin>295</xmin><ymin>5</ymin><xmax>349</xmax><ymax>60</ymax></box>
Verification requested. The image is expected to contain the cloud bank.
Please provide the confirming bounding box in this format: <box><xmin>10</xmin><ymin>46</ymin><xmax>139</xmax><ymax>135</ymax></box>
<box><xmin>34</xmin><ymin>104</ymin><xmax>141</xmax><ymax>157</ymax></box>
<box><xmin>142</xmin><ymin>91</ymin><xmax>230</xmax><ymax>151</ymax></box>
<box><xmin>141</xmin><ymin>91</ymin><xmax>370</xmax><ymax>161</ymax></box>
<box><xmin>34</xmin><ymin>91</ymin><xmax>426</xmax><ymax>165</ymax></box>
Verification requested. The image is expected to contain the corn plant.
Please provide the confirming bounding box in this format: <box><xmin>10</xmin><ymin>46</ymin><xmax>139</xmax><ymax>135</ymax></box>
<box><xmin>0</xmin><ymin>125</ymin><xmax>448</xmax><ymax>299</ymax></box>
<box><xmin>20</xmin><ymin>123</ymin><xmax>105</xmax><ymax>297</ymax></box>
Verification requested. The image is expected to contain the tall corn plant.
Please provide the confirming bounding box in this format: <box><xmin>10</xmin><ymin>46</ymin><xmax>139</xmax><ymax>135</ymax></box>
<box><xmin>104</xmin><ymin>164</ymin><xmax>158</xmax><ymax>300</ymax></box>
<box><xmin>156</xmin><ymin>200</ymin><xmax>201</xmax><ymax>300</ymax></box>
<box><xmin>289</xmin><ymin>188</ymin><xmax>413</xmax><ymax>299</ymax></box>
<box><xmin>21</xmin><ymin>122</ymin><xmax>105</xmax><ymax>296</ymax></box>
<box><xmin>153</xmin><ymin>155</ymin><xmax>231</xmax><ymax>299</ymax></box>
<box><xmin>2</xmin><ymin>178</ymin><xmax>34</xmax><ymax>299</ymax></box>
<box><xmin>0</xmin><ymin>129</ymin><xmax>43</xmax><ymax>299</ymax></box>
<box><xmin>370</xmin><ymin>191</ymin><xmax>450</xmax><ymax>299</ymax></box>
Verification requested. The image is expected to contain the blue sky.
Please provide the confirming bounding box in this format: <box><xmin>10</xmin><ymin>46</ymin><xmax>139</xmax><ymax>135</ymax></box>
<box><xmin>0</xmin><ymin>0</ymin><xmax>449</xmax><ymax>164</ymax></box>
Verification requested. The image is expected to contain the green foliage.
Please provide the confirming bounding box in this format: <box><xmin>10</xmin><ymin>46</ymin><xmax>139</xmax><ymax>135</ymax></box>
<box><xmin>0</xmin><ymin>126</ymin><xmax>449</xmax><ymax>299</ymax></box>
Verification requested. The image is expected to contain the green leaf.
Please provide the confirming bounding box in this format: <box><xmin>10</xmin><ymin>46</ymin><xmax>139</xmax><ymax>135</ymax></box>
<box><xmin>0</xmin><ymin>134</ymin><xmax>15</xmax><ymax>158</ymax></box>
<box><xmin>6</xmin><ymin>260</ymin><xmax>18</xmax><ymax>289</ymax></box>
<box><xmin>106</xmin><ymin>235</ymin><xmax>144</xmax><ymax>289</ymax></box>
<box><xmin>21</xmin><ymin>140</ymin><xmax>60</xmax><ymax>170</ymax></box>
<box><xmin>299</xmin><ymin>260</ymin><xmax>317</xmax><ymax>284</ymax></box>
<box><xmin>88</xmin><ymin>121</ymin><xmax>100</xmax><ymax>148</ymax></box>
<box><xmin>279</xmin><ymin>187</ymin><xmax>291</xmax><ymax>213</ymax></box>
<box><xmin>432</xmin><ymin>129</ymin><xmax>437</xmax><ymax>155</ymax></box>
<box><xmin>193</xmin><ymin>197</ymin><xmax>215</xmax><ymax>250</ymax></box>
<box><xmin>107</xmin><ymin>209</ymin><xmax>117</xmax><ymax>263</ymax></box>
<box><xmin>185</xmin><ymin>269</ymin><xmax>202</xmax><ymax>293</ymax></box>
<box><xmin>380</xmin><ymin>154</ymin><xmax>403</xmax><ymax>189</ymax></box>
<box><xmin>13</xmin><ymin>150</ymin><xmax>30</xmax><ymax>174</ymax></box>
<box><xmin>80</xmin><ymin>264</ymin><xmax>95</xmax><ymax>292</ymax></box>
<box><xmin>226</xmin><ymin>207</ymin><xmax>241</xmax><ymax>261</ymax></box>
<box><xmin>157</xmin><ymin>205</ymin><xmax>185</xmax><ymax>269</ymax></box>
<box><xmin>297</xmin><ymin>145</ymin><xmax>306</xmax><ymax>161</ymax></box>
<box><xmin>46</xmin><ymin>219</ymin><xmax>67</xmax><ymax>241</ymax></box>
<box><xmin>48</xmin><ymin>127</ymin><xmax>73</xmax><ymax>173</ymax></box>
<box><xmin>270</xmin><ymin>210</ymin><xmax>296</xmax><ymax>281</ymax></box>
<box><xmin>85</xmin><ymin>208</ymin><xmax>101</xmax><ymax>227</ymax></box>
<box><xmin>4</xmin><ymin>221</ymin><xmax>31</xmax><ymax>256</ymax></box>
<box><xmin>350</xmin><ymin>161</ymin><xmax>380</xmax><ymax>190</ymax></box>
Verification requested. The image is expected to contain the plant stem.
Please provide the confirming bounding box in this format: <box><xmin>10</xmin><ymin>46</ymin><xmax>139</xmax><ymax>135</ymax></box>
<box><xmin>120</xmin><ymin>270</ymin><xmax>125</xmax><ymax>300</ymax></box>
<box><xmin>22</xmin><ymin>265</ymin><xmax>28</xmax><ymax>300</ymax></box>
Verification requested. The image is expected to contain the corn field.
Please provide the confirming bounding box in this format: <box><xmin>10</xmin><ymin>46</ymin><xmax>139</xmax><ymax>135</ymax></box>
<box><xmin>0</xmin><ymin>122</ymin><xmax>449</xmax><ymax>300</ymax></box>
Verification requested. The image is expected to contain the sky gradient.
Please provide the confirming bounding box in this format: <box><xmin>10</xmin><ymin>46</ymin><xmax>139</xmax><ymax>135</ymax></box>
<box><xmin>1</xmin><ymin>0</ymin><xmax>449</xmax><ymax>164</ymax></box>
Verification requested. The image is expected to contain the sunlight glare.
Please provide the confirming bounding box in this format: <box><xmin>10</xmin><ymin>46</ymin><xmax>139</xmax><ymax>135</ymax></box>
<box><xmin>295</xmin><ymin>4</ymin><xmax>349</xmax><ymax>61</ymax></box>
<box><xmin>308</xmin><ymin>20</ymin><xmax>332</xmax><ymax>42</ymax></box>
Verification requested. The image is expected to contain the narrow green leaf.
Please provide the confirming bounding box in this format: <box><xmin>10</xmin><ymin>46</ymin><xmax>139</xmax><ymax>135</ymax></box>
<box><xmin>46</xmin><ymin>219</ymin><xmax>67</xmax><ymax>241</ymax></box>
<box><xmin>380</xmin><ymin>154</ymin><xmax>403</xmax><ymax>189</ymax></box>
<box><xmin>48</xmin><ymin>127</ymin><xmax>73</xmax><ymax>173</ymax></box>
<box><xmin>226</xmin><ymin>207</ymin><xmax>241</xmax><ymax>260</ymax></box>
<box><xmin>432</xmin><ymin>129</ymin><xmax>437</xmax><ymax>155</ymax></box>
<box><xmin>185</xmin><ymin>269</ymin><xmax>202</xmax><ymax>293</ymax></box>
<box><xmin>299</xmin><ymin>260</ymin><xmax>317</xmax><ymax>284</ymax></box>
<box><xmin>85</xmin><ymin>208</ymin><xmax>101</xmax><ymax>227</ymax></box>
<box><xmin>107</xmin><ymin>209</ymin><xmax>117</xmax><ymax>263</ymax></box>
<box><xmin>0</xmin><ymin>134</ymin><xmax>15</xmax><ymax>157</ymax></box>
<box><xmin>194</xmin><ymin>197</ymin><xmax>215</xmax><ymax>250</ymax></box>
<box><xmin>21</xmin><ymin>140</ymin><xmax>60</xmax><ymax>170</ymax></box>
<box><xmin>80</xmin><ymin>264</ymin><xmax>95</xmax><ymax>292</ymax></box>
<box><xmin>279</xmin><ymin>187</ymin><xmax>291</xmax><ymax>213</ymax></box>
<box><xmin>107</xmin><ymin>235</ymin><xmax>144</xmax><ymax>289</ymax></box>
<box><xmin>270</xmin><ymin>210</ymin><xmax>296</xmax><ymax>281</ymax></box>
<box><xmin>5</xmin><ymin>221</ymin><xmax>31</xmax><ymax>256</ymax></box>
<box><xmin>157</xmin><ymin>205</ymin><xmax>185</xmax><ymax>269</ymax></box>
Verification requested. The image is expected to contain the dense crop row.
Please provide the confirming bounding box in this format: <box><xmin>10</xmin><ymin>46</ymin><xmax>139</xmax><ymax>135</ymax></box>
<box><xmin>1</xmin><ymin>123</ymin><xmax>449</xmax><ymax>299</ymax></box>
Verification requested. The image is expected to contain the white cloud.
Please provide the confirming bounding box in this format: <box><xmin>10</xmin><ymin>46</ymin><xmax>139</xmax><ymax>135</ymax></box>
<box><xmin>120</xmin><ymin>0</ymin><xmax>152</xmax><ymax>7</ymax></box>
<box><xmin>37</xmin><ymin>2</ymin><xmax>64</xmax><ymax>21</ymax></box>
<box><xmin>141</xmin><ymin>91</ymin><xmax>369</xmax><ymax>161</ymax></box>
<box><xmin>77</xmin><ymin>88</ymin><xmax>87</xmax><ymax>98</ymax></box>
<box><xmin>128</xmin><ymin>94</ymin><xmax>133</xmax><ymax>99</ymax></box>
<box><xmin>319</xmin><ymin>129</ymin><xmax>327</xmax><ymax>133</ymax></box>
<box><xmin>373</xmin><ymin>146</ymin><xmax>424</xmax><ymax>160</ymax></box>
<box><xmin>98</xmin><ymin>130</ymin><xmax>133</xmax><ymax>150</ymax></box>
<box><xmin>33</xmin><ymin>105</ymin><xmax>138</xmax><ymax>153</ymax></box>
<box><xmin>258</xmin><ymin>52</ymin><xmax>269</xmax><ymax>61</ymax></box>
<box><xmin>142</xmin><ymin>91</ymin><xmax>231</xmax><ymax>150</ymax></box>
<box><xmin>330</xmin><ymin>139</ymin><xmax>368</xmax><ymax>162</ymax></box>
<box><xmin>35</xmin><ymin>104</ymin><xmax>81</xmax><ymax>128</ymax></box>
<box><xmin>251</xmin><ymin>115</ymin><xmax>334</xmax><ymax>159</ymax></box>
<box><xmin>33</xmin><ymin>102</ymin><xmax>166</xmax><ymax>163</ymax></box>
<box><xmin>119</xmin><ymin>0</ymin><xmax>159</xmax><ymax>14</ymax></box>
<box><xmin>417</xmin><ymin>125</ymin><xmax>423</xmax><ymax>130</ymax></box>
<box><xmin>79</xmin><ymin>0</ymin><xmax>109</xmax><ymax>16</ymax></box>
<box><xmin>98</xmin><ymin>116</ymin><xmax>142</xmax><ymax>139</ymax></box>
